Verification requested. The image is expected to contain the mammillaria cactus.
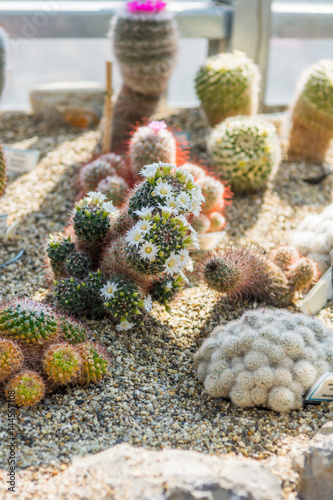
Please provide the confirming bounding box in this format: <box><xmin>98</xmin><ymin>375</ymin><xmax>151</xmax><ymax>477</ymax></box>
<box><xmin>195</xmin><ymin>51</ymin><xmax>261</xmax><ymax>126</ymax></box>
<box><xmin>0</xmin><ymin>299</ymin><xmax>109</xmax><ymax>407</ymax></box>
<box><xmin>290</xmin><ymin>204</ymin><xmax>333</xmax><ymax>274</ymax></box>
<box><xmin>194</xmin><ymin>309</ymin><xmax>333</xmax><ymax>412</ymax></box>
<box><xmin>110</xmin><ymin>0</ymin><xmax>178</xmax><ymax>150</ymax></box>
<box><xmin>129</xmin><ymin>121</ymin><xmax>176</xmax><ymax>174</ymax></box>
<box><xmin>0</xmin><ymin>144</ymin><xmax>6</xmax><ymax>197</ymax></box>
<box><xmin>97</xmin><ymin>175</ymin><xmax>129</xmax><ymax>207</ymax></box>
<box><xmin>0</xmin><ymin>27</ymin><xmax>7</xmax><ymax>101</ymax></box>
<box><xmin>46</xmin><ymin>162</ymin><xmax>203</xmax><ymax>330</ymax></box>
<box><xmin>288</xmin><ymin>59</ymin><xmax>333</xmax><ymax>163</ymax></box>
<box><xmin>208</xmin><ymin>117</ymin><xmax>281</xmax><ymax>193</ymax></box>
<box><xmin>202</xmin><ymin>245</ymin><xmax>318</xmax><ymax>307</ymax></box>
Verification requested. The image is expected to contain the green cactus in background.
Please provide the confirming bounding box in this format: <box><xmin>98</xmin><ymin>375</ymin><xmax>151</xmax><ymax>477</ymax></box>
<box><xmin>97</xmin><ymin>175</ymin><xmax>129</xmax><ymax>207</ymax></box>
<box><xmin>0</xmin><ymin>144</ymin><xmax>6</xmax><ymax>197</ymax></box>
<box><xmin>195</xmin><ymin>51</ymin><xmax>261</xmax><ymax>126</ymax></box>
<box><xmin>0</xmin><ymin>27</ymin><xmax>7</xmax><ymax>101</ymax></box>
<box><xmin>208</xmin><ymin>117</ymin><xmax>281</xmax><ymax>193</ymax></box>
<box><xmin>288</xmin><ymin>59</ymin><xmax>333</xmax><ymax>163</ymax></box>
<box><xmin>110</xmin><ymin>2</ymin><xmax>178</xmax><ymax>151</ymax></box>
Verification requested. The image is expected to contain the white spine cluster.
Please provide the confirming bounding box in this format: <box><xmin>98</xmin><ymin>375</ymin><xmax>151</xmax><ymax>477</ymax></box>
<box><xmin>194</xmin><ymin>309</ymin><xmax>333</xmax><ymax>413</ymax></box>
<box><xmin>291</xmin><ymin>204</ymin><xmax>333</xmax><ymax>273</ymax></box>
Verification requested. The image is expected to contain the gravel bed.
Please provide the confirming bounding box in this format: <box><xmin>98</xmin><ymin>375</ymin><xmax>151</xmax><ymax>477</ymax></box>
<box><xmin>0</xmin><ymin>111</ymin><xmax>333</xmax><ymax>497</ymax></box>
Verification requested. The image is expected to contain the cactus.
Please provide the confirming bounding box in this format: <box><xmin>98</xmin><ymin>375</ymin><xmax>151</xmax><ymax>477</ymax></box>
<box><xmin>191</xmin><ymin>213</ymin><xmax>211</xmax><ymax>234</ymax></box>
<box><xmin>208</xmin><ymin>211</ymin><xmax>226</xmax><ymax>232</ymax></box>
<box><xmin>0</xmin><ymin>338</ymin><xmax>24</xmax><ymax>382</ymax></box>
<box><xmin>47</xmin><ymin>162</ymin><xmax>203</xmax><ymax>328</ymax></box>
<box><xmin>0</xmin><ymin>144</ymin><xmax>6</xmax><ymax>197</ymax></box>
<box><xmin>43</xmin><ymin>343</ymin><xmax>82</xmax><ymax>385</ymax></box>
<box><xmin>0</xmin><ymin>27</ymin><xmax>7</xmax><ymax>101</ymax></box>
<box><xmin>46</xmin><ymin>233</ymin><xmax>76</xmax><ymax>276</ymax></box>
<box><xmin>98</xmin><ymin>153</ymin><xmax>132</xmax><ymax>183</ymax></box>
<box><xmin>208</xmin><ymin>117</ymin><xmax>281</xmax><ymax>193</ymax></box>
<box><xmin>5</xmin><ymin>371</ymin><xmax>46</xmax><ymax>408</ymax></box>
<box><xmin>194</xmin><ymin>309</ymin><xmax>333</xmax><ymax>412</ymax></box>
<box><xmin>197</xmin><ymin>175</ymin><xmax>226</xmax><ymax>215</ymax></box>
<box><xmin>130</xmin><ymin>121</ymin><xmax>176</xmax><ymax>174</ymax></box>
<box><xmin>290</xmin><ymin>204</ymin><xmax>333</xmax><ymax>274</ymax></box>
<box><xmin>97</xmin><ymin>175</ymin><xmax>129</xmax><ymax>207</ymax></box>
<box><xmin>110</xmin><ymin>0</ymin><xmax>178</xmax><ymax>151</ymax></box>
<box><xmin>195</xmin><ymin>51</ymin><xmax>261</xmax><ymax>126</ymax></box>
<box><xmin>79</xmin><ymin>159</ymin><xmax>117</xmax><ymax>192</ymax></box>
<box><xmin>202</xmin><ymin>245</ymin><xmax>318</xmax><ymax>307</ymax></box>
<box><xmin>60</xmin><ymin>318</ymin><xmax>87</xmax><ymax>345</ymax></box>
<box><xmin>76</xmin><ymin>342</ymin><xmax>109</xmax><ymax>384</ymax></box>
<box><xmin>288</xmin><ymin>59</ymin><xmax>333</xmax><ymax>163</ymax></box>
<box><xmin>149</xmin><ymin>273</ymin><xmax>185</xmax><ymax>310</ymax></box>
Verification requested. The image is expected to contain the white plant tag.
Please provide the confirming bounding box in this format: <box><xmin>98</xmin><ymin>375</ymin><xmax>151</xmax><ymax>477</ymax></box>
<box><xmin>0</xmin><ymin>213</ymin><xmax>8</xmax><ymax>237</ymax></box>
<box><xmin>3</xmin><ymin>146</ymin><xmax>39</xmax><ymax>175</ymax></box>
<box><xmin>304</xmin><ymin>373</ymin><xmax>333</xmax><ymax>403</ymax></box>
<box><xmin>300</xmin><ymin>267</ymin><xmax>333</xmax><ymax>315</ymax></box>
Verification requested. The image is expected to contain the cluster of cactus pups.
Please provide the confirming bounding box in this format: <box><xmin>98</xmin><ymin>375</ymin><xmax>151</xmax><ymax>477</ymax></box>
<box><xmin>195</xmin><ymin>308</ymin><xmax>333</xmax><ymax>412</ymax></box>
<box><xmin>47</xmin><ymin>162</ymin><xmax>204</xmax><ymax>328</ymax></box>
<box><xmin>202</xmin><ymin>245</ymin><xmax>318</xmax><ymax>307</ymax></box>
<box><xmin>0</xmin><ymin>299</ymin><xmax>108</xmax><ymax>407</ymax></box>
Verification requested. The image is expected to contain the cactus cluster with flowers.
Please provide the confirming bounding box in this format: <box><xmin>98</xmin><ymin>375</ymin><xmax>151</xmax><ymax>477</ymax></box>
<box><xmin>202</xmin><ymin>244</ymin><xmax>318</xmax><ymax>307</ymax></box>
<box><xmin>0</xmin><ymin>299</ymin><xmax>109</xmax><ymax>407</ymax></box>
<box><xmin>194</xmin><ymin>308</ymin><xmax>333</xmax><ymax>412</ymax></box>
<box><xmin>195</xmin><ymin>51</ymin><xmax>261</xmax><ymax>127</ymax></box>
<box><xmin>46</xmin><ymin>162</ymin><xmax>203</xmax><ymax>331</ymax></box>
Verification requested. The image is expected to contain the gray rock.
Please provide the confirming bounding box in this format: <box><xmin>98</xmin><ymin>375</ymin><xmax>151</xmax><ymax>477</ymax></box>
<box><xmin>43</xmin><ymin>443</ymin><xmax>283</xmax><ymax>500</ymax></box>
<box><xmin>30</xmin><ymin>82</ymin><xmax>104</xmax><ymax>128</ymax></box>
<box><xmin>297</xmin><ymin>426</ymin><xmax>333</xmax><ymax>500</ymax></box>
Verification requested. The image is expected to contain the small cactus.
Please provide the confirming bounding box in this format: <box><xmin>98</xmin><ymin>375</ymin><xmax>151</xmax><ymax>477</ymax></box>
<box><xmin>59</xmin><ymin>318</ymin><xmax>87</xmax><ymax>345</ymax></box>
<box><xmin>208</xmin><ymin>211</ymin><xmax>226</xmax><ymax>232</ymax></box>
<box><xmin>202</xmin><ymin>245</ymin><xmax>318</xmax><ymax>307</ymax></box>
<box><xmin>288</xmin><ymin>59</ymin><xmax>333</xmax><ymax>163</ymax></box>
<box><xmin>0</xmin><ymin>144</ymin><xmax>6</xmax><ymax>197</ymax></box>
<box><xmin>208</xmin><ymin>117</ymin><xmax>281</xmax><ymax>193</ymax></box>
<box><xmin>0</xmin><ymin>27</ymin><xmax>7</xmax><ymax>101</ymax></box>
<box><xmin>194</xmin><ymin>309</ymin><xmax>333</xmax><ymax>412</ymax></box>
<box><xmin>130</xmin><ymin>121</ymin><xmax>176</xmax><ymax>175</ymax></box>
<box><xmin>43</xmin><ymin>343</ymin><xmax>82</xmax><ymax>385</ymax></box>
<box><xmin>0</xmin><ymin>338</ymin><xmax>24</xmax><ymax>382</ymax></box>
<box><xmin>191</xmin><ymin>213</ymin><xmax>211</xmax><ymax>234</ymax></box>
<box><xmin>197</xmin><ymin>175</ymin><xmax>226</xmax><ymax>215</ymax></box>
<box><xmin>65</xmin><ymin>251</ymin><xmax>92</xmax><ymax>279</ymax></box>
<box><xmin>97</xmin><ymin>175</ymin><xmax>129</xmax><ymax>207</ymax></box>
<box><xmin>77</xmin><ymin>342</ymin><xmax>109</xmax><ymax>384</ymax></box>
<box><xmin>79</xmin><ymin>159</ymin><xmax>117</xmax><ymax>192</ymax></box>
<box><xmin>73</xmin><ymin>192</ymin><xmax>118</xmax><ymax>243</ymax></box>
<box><xmin>46</xmin><ymin>233</ymin><xmax>76</xmax><ymax>276</ymax></box>
<box><xmin>6</xmin><ymin>371</ymin><xmax>46</xmax><ymax>408</ymax></box>
<box><xmin>195</xmin><ymin>51</ymin><xmax>261</xmax><ymax>126</ymax></box>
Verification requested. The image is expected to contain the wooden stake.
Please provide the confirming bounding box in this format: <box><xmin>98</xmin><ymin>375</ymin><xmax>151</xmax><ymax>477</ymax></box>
<box><xmin>102</xmin><ymin>61</ymin><xmax>113</xmax><ymax>154</ymax></box>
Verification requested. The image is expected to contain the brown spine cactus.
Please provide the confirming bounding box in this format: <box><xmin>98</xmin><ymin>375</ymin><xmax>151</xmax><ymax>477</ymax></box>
<box><xmin>0</xmin><ymin>144</ymin><xmax>7</xmax><ymax>197</ymax></box>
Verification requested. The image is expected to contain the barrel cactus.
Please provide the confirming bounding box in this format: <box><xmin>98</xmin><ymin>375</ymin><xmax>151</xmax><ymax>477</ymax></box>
<box><xmin>195</xmin><ymin>51</ymin><xmax>261</xmax><ymax>126</ymax></box>
<box><xmin>208</xmin><ymin>117</ymin><xmax>281</xmax><ymax>193</ymax></box>
<box><xmin>288</xmin><ymin>59</ymin><xmax>333</xmax><ymax>163</ymax></box>
<box><xmin>194</xmin><ymin>309</ymin><xmax>333</xmax><ymax>412</ymax></box>
<box><xmin>202</xmin><ymin>245</ymin><xmax>318</xmax><ymax>307</ymax></box>
<box><xmin>0</xmin><ymin>144</ymin><xmax>6</xmax><ymax>197</ymax></box>
<box><xmin>0</xmin><ymin>27</ymin><xmax>7</xmax><ymax>101</ymax></box>
<box><xmin>110</xmin><ymin>0</ymin><xmax>178</xmax><ymax>150</ymax></box>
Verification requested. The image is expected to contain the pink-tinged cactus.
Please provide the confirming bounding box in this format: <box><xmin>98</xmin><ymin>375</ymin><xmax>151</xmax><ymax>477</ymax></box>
<box><xmin>127</xmin><ymin>0</ymin><xmax>167</xmax><ymax>14</ymax></box>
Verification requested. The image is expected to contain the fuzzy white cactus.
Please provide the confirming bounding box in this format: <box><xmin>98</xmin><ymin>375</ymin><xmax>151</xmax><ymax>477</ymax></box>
<box><xmin>291</xmin><ymin>204</ymin><xmax>333</xmax><ymax>273</ymax></box>
<box><xmin>194</xmin><ymin>309</ymin><xmax>333</xmax><ymax>413</ymax></box>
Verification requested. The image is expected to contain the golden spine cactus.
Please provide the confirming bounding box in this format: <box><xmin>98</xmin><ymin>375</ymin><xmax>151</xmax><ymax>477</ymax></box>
<box><xmin>43</xmin><ymin>343</ymin><xmax>82</xmax><ymax>385</ymax></box>
<box><xmin>6</xmin><ymin>371</ymin><xmax>46</xmax><ymax>408</ymax></box>
<box><xmin>0</xmin><ymin>338</ymin><xmax>24</xmax><ymax>382</ymax></box>
<box><xmin>288</xmin><ymin>59</ymin><xmax>333</xmax><ymax>163</ymax></box>
<box><xmin>0</xmin><ymin>144</ymin><xmax>7</xmax><ymax>197</ymax></box>
<box><xmin>77</xmin><ymin>342</ymin><xmax>108</xmax><ymax>384</ymax></box>
<box><xmin>195</xmin><ymin>51</ymin><xmax>261</xmax><ymax>126</ymax></box>
<box><xmin>208</xmin><ymin>117</ymin><xmax>281</xmax><ymax>193</ymax></box>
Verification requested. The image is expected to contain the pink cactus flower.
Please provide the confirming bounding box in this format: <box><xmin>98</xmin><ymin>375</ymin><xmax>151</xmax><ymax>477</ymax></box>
<box><xmin>127</xmin><ymin>1</ymin><xmax>167</xmax><ymax>14</ymax></box>
<box><xmin>148</xmin><ymin>120</ymin><xmax>168</xmax><ymax>132</ymax></box>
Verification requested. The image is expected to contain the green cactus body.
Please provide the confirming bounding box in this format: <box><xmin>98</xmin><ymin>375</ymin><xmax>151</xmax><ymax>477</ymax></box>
<box><xmin>97</xmin><ymin>175</ymin><xmax>129</xmax><ymax>207</ymax></box>
<box><xmin>77</xmin><ymin>342</ymin><xmax>108</xmax><ymax>384</ymax></box>
<box><xmin>0</xmin><ymin>27</ymin><xmax>7</xmax><ymax>101</ymax></box>
<box><xmin>0</xmin><ymin>301</ymin><xmax>58</xmax><ymax>344</ymax></box>
<box><xmin>74</xmin><ymin>203</ymin><xmax>111</xmax><ymax>243</ymax></box>
<box><xmin>59</xmin><ymin>319</ymin><xmax>87</xmax><ymax>345</ymax></box>
<box><xmin>130</xmin><ymin>121</ymin><xmax>176</xmax><ymax>174</ymax></box>
<box><xmin>194</xmin><ymin>309</ymin><xmax>333</xmax><ymax>412</ymax></box>
<box><xmin>0</xmin><ymin>144</ymin><xmax>6</xmax><ymax>197</ymax></box>
<box><xmin>0</xmin><ymin>338</ymin><xmax>24</xmax><ymax>382</ymax></box>
<box><xmin>65</xmin><ymin>251</ymin><xmax>92</xmax><ymax>279</ymax></box>
<box><xmin>6</xmin><ymin>371</ymin><xmax>45</xmax><ymax>408</ymax></box>
<box><xmin>43</xmin><ymin>343</ymin><xmax>82</xmax><ymax>385</ymax></box>
<box><xmin>195</xmin><ymin>51</ymin><xmax>261</xmax><ymax>126</ymax></box>
<box><xmin>46</xmin><ymin>233</ymin><xmax>76</xmax><ymax>276</ymax></box>
<box><xmin>149</xmin><ymin>274</ymin><xmax>185</xmax><ymax>309</ymax></box>
<box><xmin>288</xmin><ymin>59</ymin><xmax>333</xmax><ymax>162</ymax></box>
<box><xmin>208</xmin><ymin>117</ymin><xmax>281</xmax><ymax>193</ymax></box>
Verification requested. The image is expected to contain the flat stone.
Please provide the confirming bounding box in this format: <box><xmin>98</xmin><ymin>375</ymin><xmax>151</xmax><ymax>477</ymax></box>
<box><xmin>297</xmin><ymin>425</ymin><xmax>333</xmax><ymax>500</ymax></box>
<box><xmin>39</xmin><ymin>443</ymin><xmax>283</xmax><ymax>500</ymax></box>
<box><xmin>30</xmin><ymin>82</ymin><xmax>104</xmax><ymax>128</ymax></box>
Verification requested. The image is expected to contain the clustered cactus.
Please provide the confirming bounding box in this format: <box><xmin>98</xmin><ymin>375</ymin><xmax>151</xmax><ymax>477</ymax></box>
<box><xmin>130</xmin><ymin>120</ymin><xmax>176</xmax><ymax>174</ymax></box>
<box><xmin>0</xmin><ymin>143</ymin><xmax>7</xmax><ymax>197</ymax></box>
<box><xmin>202</xmin><ymin>245</ymin><xmax>318</xmax><ymax>307</ymax></box>
<box><xmin>110</xmin><ymin>0</ymin><xmax>178</xmax><ymax>150</ymax></box>
<box><xmin>290</xmin><ymin>204</ymin><xmax>333</xmax><ymax>274</ymax></box>
<box><xmin>0</xmin><ymin>299</ymin><xmax>109</xmax><ymax>407</ymax></box>
<box><xmin>46</xmin><ymin>162</ymin><xmax>203</xmax><ymax>330</ymax></box>
<box><xmin>195</xmin><ymin>51</ymin><xmax>261</xmax><ymax>127</ymax></box>
<box><xmin>195</xmin><ymin>308</ymin><xmax>333</xmax><ymax>412</ymax></box>
<box><xmin>182</xmin><ymin>162</ymin><xmax>228</xmax><ymax>234</ymax></box>
<box><xmin>208</xmin><ymin>117</ymin><xmax>281</xmax><ymax>193</ymax></box>
<box><xmin>0</xmin><ymin>27</ymin><xmax>7</xmax><ymax>101</ymax></box>
<box><xmin>288</xmin><ymin>59</ymin><xmax>333</xmax><ymax>163</ymax></box>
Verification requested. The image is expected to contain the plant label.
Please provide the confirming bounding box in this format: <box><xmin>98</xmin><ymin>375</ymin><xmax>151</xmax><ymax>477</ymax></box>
<box><xmin>300</xmin><ymin>267</ymin><xmax>333</xmax><ymax>315</ymax></box>
<box><xmin>3</xmin><ymin>146</ymin><xmax>39</xmax><ymax>176</ymax></box>
<box><xmin>304</xmin><ymin>373</ymin><xmax>333</xmax><ymax>403</ymax></box>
